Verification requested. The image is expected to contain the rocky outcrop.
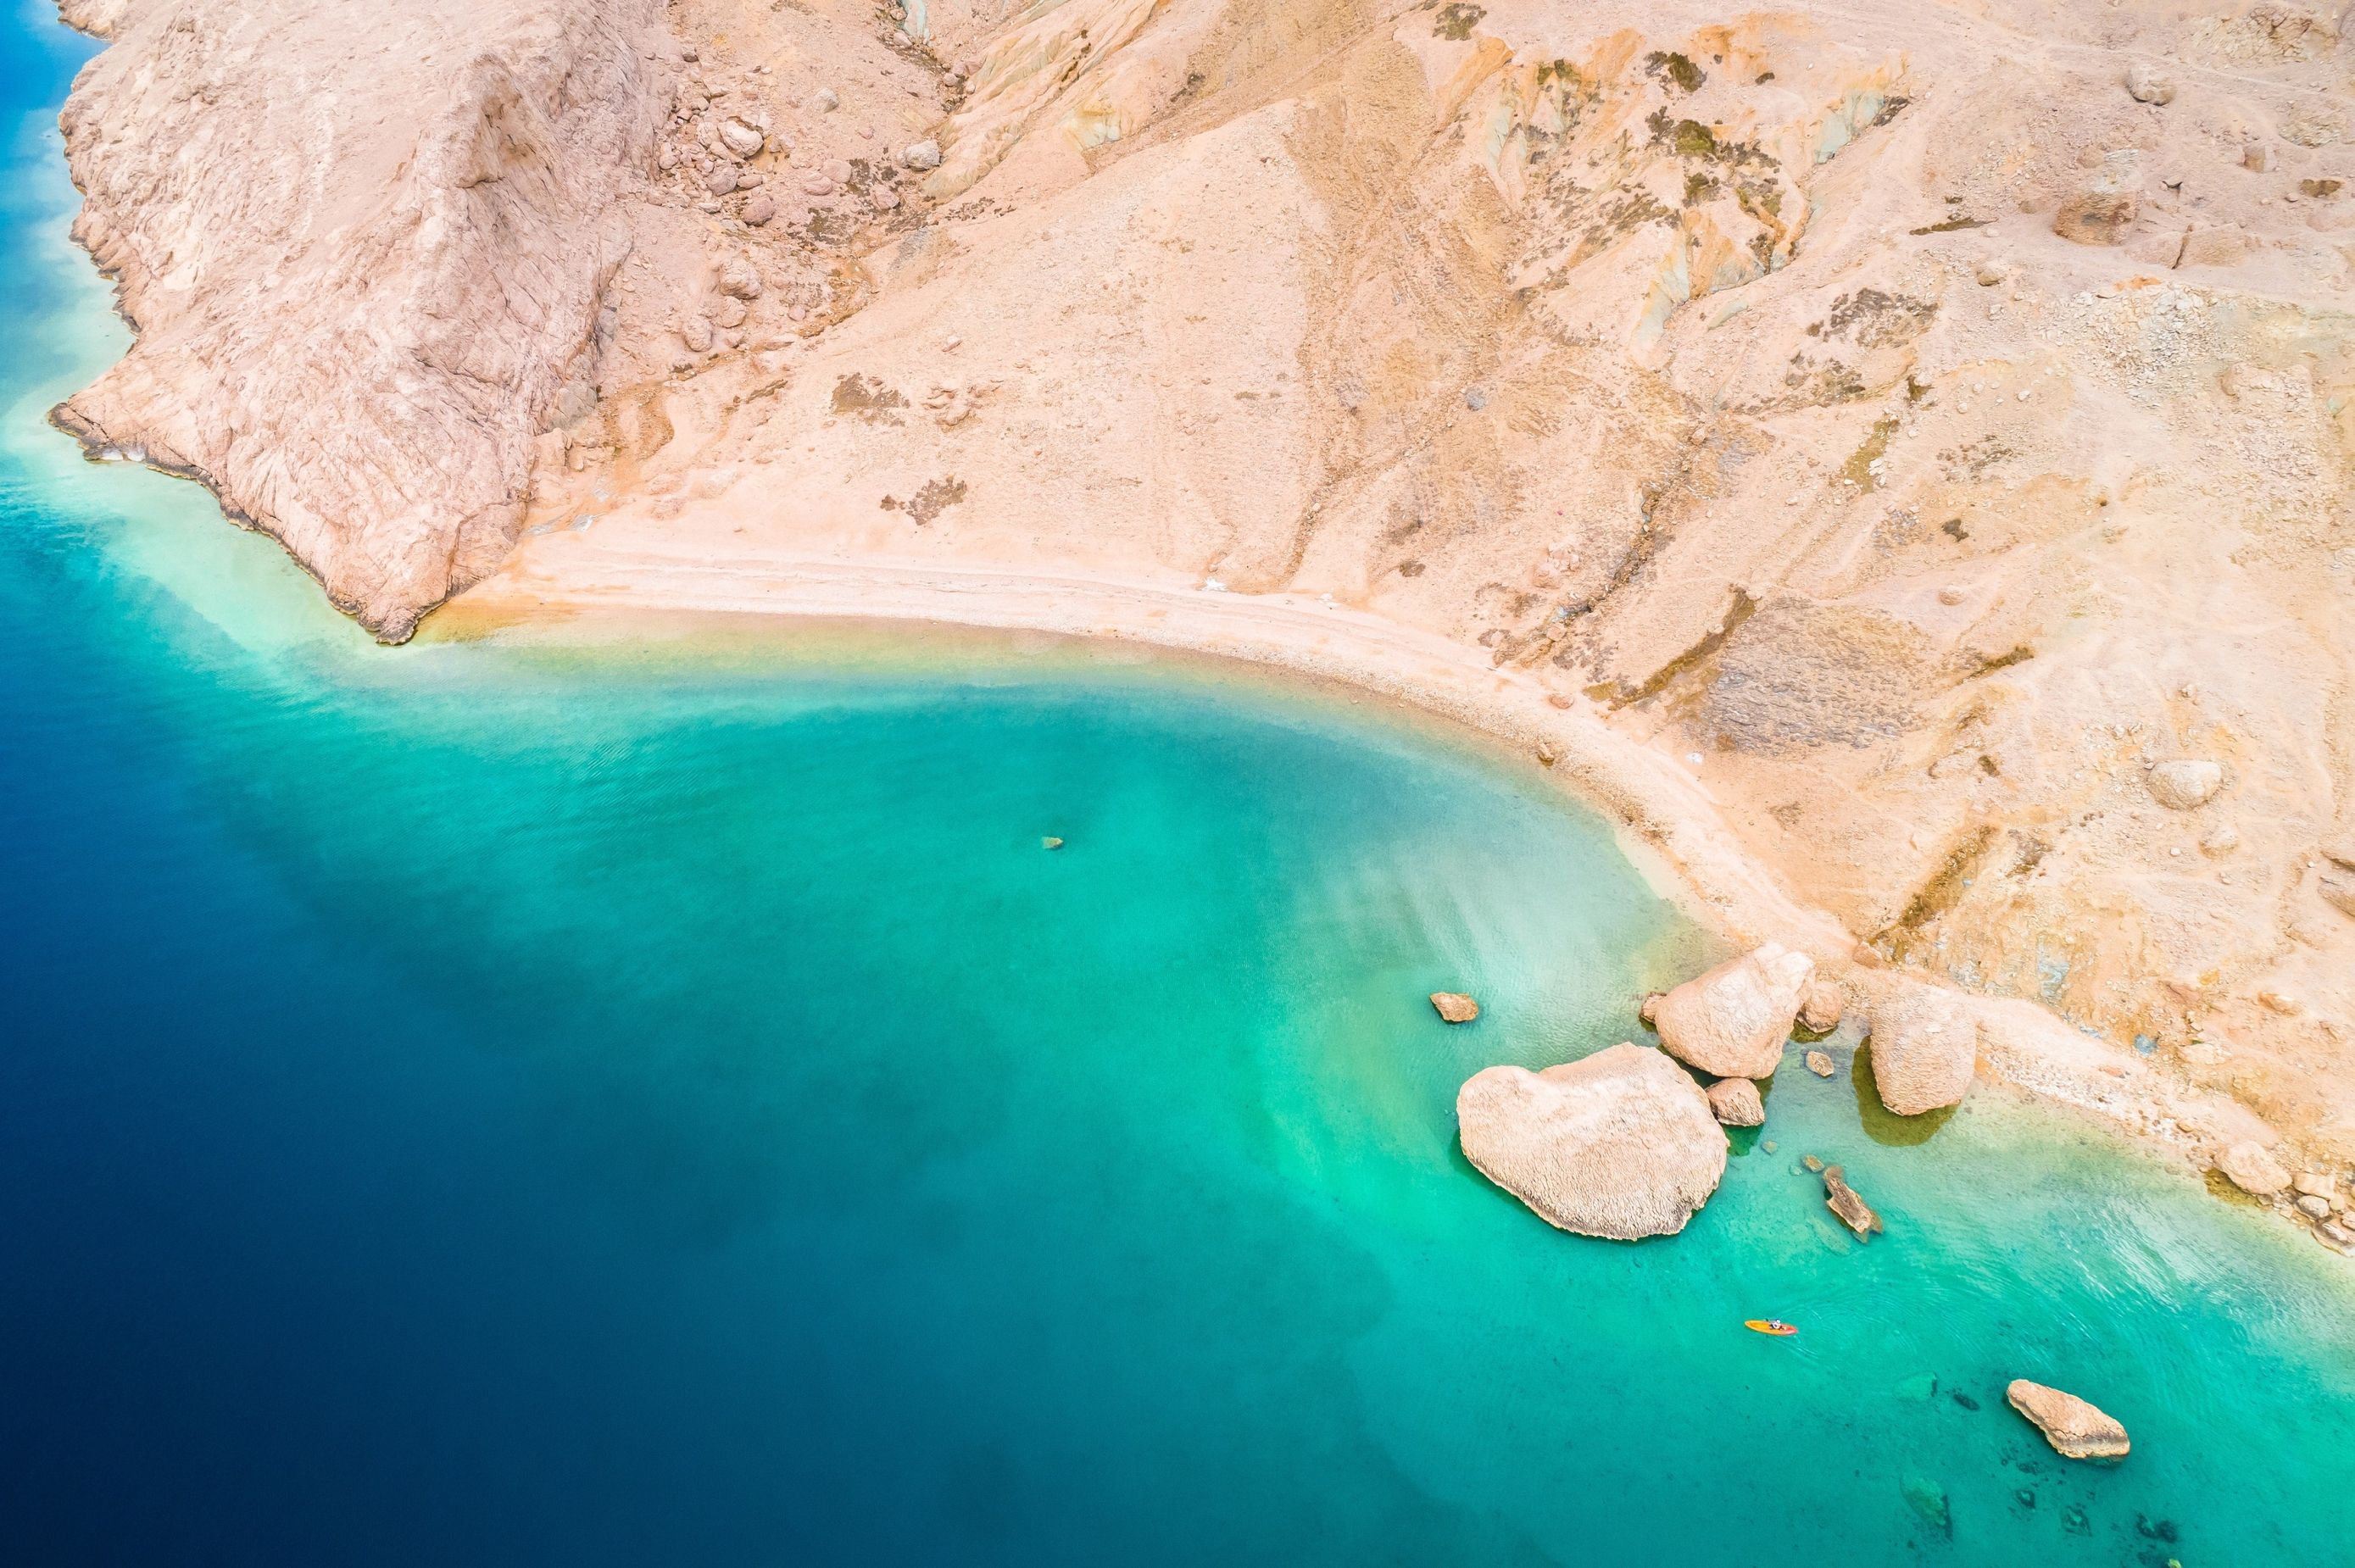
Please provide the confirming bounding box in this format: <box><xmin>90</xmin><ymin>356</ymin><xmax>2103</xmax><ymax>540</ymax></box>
<box><xmin>1823</xmin><ymin>1164</ymin><xmax>1884</xmax><ymax>1238</ymax></box>
<box><xmin>1429</xmin><ymin>992</ymin><xmax>1480</xmax><ymax>1024</ymax></box>
<box><xmin>1456</xmin><ymin>1045</ymin><xmax>1728</xmax><ymax>1240</ymax></box>
<box><xmin>2007</xmin><ymin>1380</ymin><xmax>2130</xmax><ymax>1460</ymax></box>
<box><xmin>53</xmin><ymin>0</ymin><xmax>665</xmax><ymax>641</ymax></box>
<box><xmin>1867</xmin><ymin>984</ymin><xmax>1978</xmax><ymax>1115</ymax></box>
<box><xmin>2218</xmin><ymin>1140</ymin><xmax>2292</xmax><ymax>1196</ymax></box>
<box><xmin>1652</xmin><ymin>945</ymin><xmax>1815</xmax><ymax>1080</ymax></box>
<box><xmin>1706</xmin><ymin>1076</ymin><xmax>1765</xmax><ymax>1127</ymax></box>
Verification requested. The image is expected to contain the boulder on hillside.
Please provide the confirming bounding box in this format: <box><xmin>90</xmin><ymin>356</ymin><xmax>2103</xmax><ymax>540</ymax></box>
<box><xmin>2007</xmin><ymin>1380</ymin><xmax>2130</xmax><ymax>1460</ymax></box>
<box><xmin>2218</xmin><ymin>1140</ymin><xmax>2291</xmax><ymax>1196</ymax></box>
<box><xmin>1867</xmin><ymin>984</ymin><xmax>1977</xmax><ymax>1115</ymax></box>
<box><xmin>1653</xmin><ymin>944</ymin><xmax>1815</xmax><ymax>1079</ymax></box>
<box><xmin>1706</xmin><ymin>1076</ymin><xmax>1765</xmax><ymax>1126</ymax></box>
<box><xmin>1456</xmin><ymin>1044</ymin><xmax>1729</xmax><ymax>1240</ymax></box>
<box><xmin>2148</xmin><ymin>759</ymin><xmax>2224</xmax><ymax>809</ymax></box>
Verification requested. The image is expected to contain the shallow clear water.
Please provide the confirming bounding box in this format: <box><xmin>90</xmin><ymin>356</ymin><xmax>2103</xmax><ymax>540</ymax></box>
<box><xmin>3</xmin><ymin>11</ymin><xmax>2353</xmax><ymax>1565</ymax></box>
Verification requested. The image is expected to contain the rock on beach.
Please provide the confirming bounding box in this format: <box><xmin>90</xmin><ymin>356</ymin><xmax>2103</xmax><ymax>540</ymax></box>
<box><xmin>1652</xmin><ymin>943</ymin><xmax>1814</xmax><ymax>1079</ymax></box>
<box><xmin>2218</xmin><ymin>1140</ymin><xmax>2291</xmax><ymax>1196</ymax></box>
<box><xmin>1456</xmin><ymin>1044</ymin><xmax>1728</xmax><ymax>1240</ymax></box>
<box><xmin>2007</xmin><ymin>1380</ymin><xmax>2130</xmax><ymax>1460</ymax></box>
<box><xmin>1866</xmin><ymin>983</ymin><xmax>1976</xmax><ymax>1115</ymax></box>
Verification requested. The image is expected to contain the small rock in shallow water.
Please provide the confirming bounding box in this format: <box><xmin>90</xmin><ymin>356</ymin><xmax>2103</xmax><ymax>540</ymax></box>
<box><xmin>2007</xmin><ymin>1379</ymin><xmax>2130</xmax><ymax>1460</ymax></box>
<box><xmin>1806</xmin><ymin>1049</ymin><xmax>1834</xmax><ymax>1077</ymax></box>
<box><xmin>1802</xmin><ymin>1153</ymin><xmax>1824</xmax><ymax>1172</ymax></box>
<box><xmin>1951</xmin><ymin>1390</ymin><xmax>1980</xmax><ymax>1411</ymax></box>
<box><xmin>1823</xmin><ymin>1164</ymin><xmax>1883</xmax><ymax>1238</ymax></box>
<box><xmin>1706</xmin><ymin>1076</ymin><xmax>1764</xmax><ymax>1126</ymax></box>
<box><xmin>1760</xmin><ymin>1138</ymin><xmax>1776</xmax><ymax>1153</ymax></box>
<box><xmin>1639</xmin><ymin>992</ymin><xmax>1662</xmax><ymax>1026</ymax></box>
<box><xmin>1041</xmin><ymin>836</ymin><xmax>1064</xmax><ymax>850</ymax></box>
<box><xmin>1429</xmin><ymin>992</ymin><xmax>1480</xmax><ymax>1024</ymax></box>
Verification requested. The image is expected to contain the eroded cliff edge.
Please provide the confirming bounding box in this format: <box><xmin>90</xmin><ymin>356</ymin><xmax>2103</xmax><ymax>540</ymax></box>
<box><xmin>49</xmin><ymin>0</ymin><xmax>2355</xmax><ymax>1182</ymax></box>
<box><xmin>52</xmin><ymin>0</ymin><xmax>663</xmax><ymax>640</ymax></box>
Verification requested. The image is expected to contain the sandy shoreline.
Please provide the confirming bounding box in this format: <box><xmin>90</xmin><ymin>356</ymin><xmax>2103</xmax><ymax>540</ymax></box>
<box><xmin>449</xmin><ymin>529</ymin><xmax>2285</xmax><ymax>1177</ymax></box>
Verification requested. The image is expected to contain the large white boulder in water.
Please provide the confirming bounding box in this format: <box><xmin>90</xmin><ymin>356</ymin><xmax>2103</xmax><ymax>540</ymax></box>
<box><xmin>1868</xmin><ymin>982</ymin><xmax>1978</xmax><ymax>1115</ymax></box>
<box><xmin>1652</xmin><ymin>944</ymin><xmax>1815</xmax><ymax>1079</ymax></box>
<box><xmin>1456</xmin><ymin>1044</ymin><xmax>1729</xmax><ymax>1240</ymax></box>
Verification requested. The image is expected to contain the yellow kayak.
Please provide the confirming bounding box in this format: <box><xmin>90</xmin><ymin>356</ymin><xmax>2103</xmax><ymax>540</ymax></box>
<box><xmin>1745</xmin><ymin>1319</ymin><xmax>1797</xmax><ymax>1337</ymax></box>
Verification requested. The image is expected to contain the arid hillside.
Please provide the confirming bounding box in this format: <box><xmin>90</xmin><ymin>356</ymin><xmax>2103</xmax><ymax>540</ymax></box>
<box><xmin>52</xmin><ymin>0</ymin><xmax>2355</xmax><ymax>1176</ymax></box>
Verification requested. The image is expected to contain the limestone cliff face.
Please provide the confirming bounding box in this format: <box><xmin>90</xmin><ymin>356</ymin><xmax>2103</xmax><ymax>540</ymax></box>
<box><xmin>53</xmin><ymin>0</ymin><xmax>663</xmax><ymax>640</ymax></box>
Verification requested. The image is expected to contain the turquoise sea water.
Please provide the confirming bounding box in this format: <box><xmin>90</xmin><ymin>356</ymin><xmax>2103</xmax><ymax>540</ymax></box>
<box><xmin>4</xmin><ymin>10</ymin><xmax>2354</xmax><ymax>1565</ymax></box>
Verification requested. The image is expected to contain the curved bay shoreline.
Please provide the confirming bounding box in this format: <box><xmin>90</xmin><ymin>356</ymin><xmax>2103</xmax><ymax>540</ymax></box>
<box><xmin>443</xmin><ymin>533</ymin><xmax>2311</xmax><ymax>1214</ymax></box>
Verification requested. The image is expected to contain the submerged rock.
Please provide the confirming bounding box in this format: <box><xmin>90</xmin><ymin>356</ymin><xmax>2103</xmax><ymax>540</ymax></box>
<box><xmin>1653</xmin><ymin>943</ymin><xmax>1815</xmax><ymax>1079</ymax></box>
<box><xmin>1429</xmin><ymin>992</ymin><xmax>1480</xmax><ymax>1024</ymax></box>
<box><xmin>1706</xmin><ymin>1076</ymin><xmax>1764</xmax><ymax>1126</ymax></box>
<box><xmin>2008</xmin><ymin>1380</ymin><xmax>2130</xmax><ymax>1460</ymax></box>
<box><xmin>1806</xmin><ymin>1049</ymin><xmax>1834</xmax><ymax>1078</ymax></box>
<box><xmin>1823</xmin><ymin>1164</ymin><xmax>1883</xmax><ymax>1238</ymax></box>
<box><xmin>1867</xmin><ymin>983</ymin><xmax>1976</xmax><ymax>1115</ymax></box>
<box><xmin>1901</xmin><ymin>1473</ymin><xmax>1951</xmax><ymax>1537</ymax></box>
<box><xmin>1041</xmin><ymin>835</ymin><xmax>1065</xmax><ymax>850</ymax></box>
<box><xmin>1456</xmin><ymin>1044</ymin><xmax>1728</xmax><ymax>1240</ymax></box>
<box><xmin>2218</xmin><ymin>1140</ymin><xmax>2291</xmax><ymax>1196</ymax></box>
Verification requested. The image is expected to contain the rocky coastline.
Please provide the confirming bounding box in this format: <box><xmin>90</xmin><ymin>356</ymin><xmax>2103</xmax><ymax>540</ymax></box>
<box><xmin>47</xmin><ymin>0</ymin><xmax>2355</xmax><ymax>1210</ymax></box>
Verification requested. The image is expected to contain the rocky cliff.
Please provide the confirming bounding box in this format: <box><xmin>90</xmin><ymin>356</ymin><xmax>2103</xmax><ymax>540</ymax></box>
<box><xmin>53</xmin><ymin>0</ymin><xmax>663</xmax><ymax>639</ymax></box>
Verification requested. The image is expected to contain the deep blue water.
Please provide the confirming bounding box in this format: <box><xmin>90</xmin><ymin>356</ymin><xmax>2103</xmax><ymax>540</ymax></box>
<box><xmin>4</xmin><ymin>9</ymin><xmax>2355</xmax><ymax>1565</ymax></box>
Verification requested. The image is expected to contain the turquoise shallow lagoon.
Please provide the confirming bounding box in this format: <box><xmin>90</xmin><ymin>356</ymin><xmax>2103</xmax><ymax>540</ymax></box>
<box><xmin>4</xmin><ymin>9</ymin><xmax>2354</xmax><ymax>1564</ymax></box>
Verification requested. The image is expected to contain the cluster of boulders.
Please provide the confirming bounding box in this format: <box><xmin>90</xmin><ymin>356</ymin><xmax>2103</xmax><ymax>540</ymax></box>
<box><xmin>1454</xmin><ymin>942</ymin><xmax>1995</xmax><ymax>1243</ymax></box>
<box><xmin>1449</xmin><ymin>953</ymin><xmax>2142</xmax><ymax>1466</ymax></box>
<box><xmin>2214</xmin><ymin>1138</ymin><xmax>2355</xmax><ymax>1255</ymax></box>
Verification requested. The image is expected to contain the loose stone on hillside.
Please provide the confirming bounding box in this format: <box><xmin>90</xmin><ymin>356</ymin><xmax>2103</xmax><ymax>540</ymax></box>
<box><xmin>2148</xmin><ymin>759</ymin><xmax>2223</xmax><ymax>809</ymax></box>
